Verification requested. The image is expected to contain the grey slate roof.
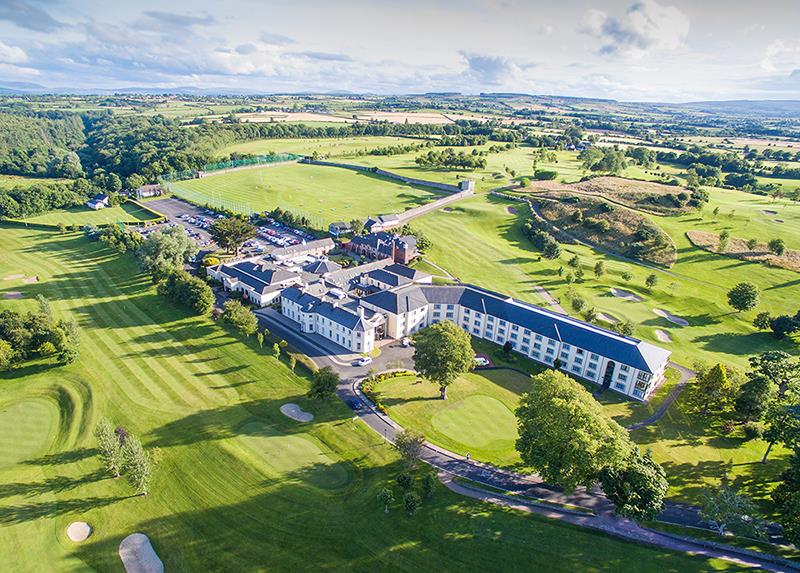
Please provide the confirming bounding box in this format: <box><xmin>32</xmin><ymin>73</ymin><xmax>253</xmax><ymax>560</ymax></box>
<box><xmin>282</xmin><ymin>285</ymin><xmax>372</xmax><ymax>331</ymax></box>
<box><xmin>366</xmin><ymin>268</ymin><xmax>412</xmax><ymax>287</ymax></box>
<box><xmin>303</xmin><ymin>259</ymin><xmax>342</xmax><ymax>275</ymax></box>
<box><xmin>383</xmin><ymin>264</ymin><xmax>431</xmax><ymax>281</ymax></box>
<box><xmin>270</xmin><ymin>238</ymin><xmax>334</xmax><ymax>259</ymax></box>
<box><xmin>366</xmin><ymin>283</ymin><xmax>670</xmax><ymax>374</ymax></box>
<box><xmin>218</xmin><ymin>261</ymin><xmax>299</xmax><ymax>294</ymax></box>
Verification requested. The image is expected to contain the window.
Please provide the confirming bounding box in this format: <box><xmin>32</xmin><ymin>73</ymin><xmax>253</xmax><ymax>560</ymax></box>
<box><xmin>473</xmin><ymin>328</ymin><xmax>480</xmax><ymax>335</ymax></box>
<box><xmin>446</xmin><ymin>312</ymin><xmax>454</xmax><ymax>319</ymax></box>
<box><xmin>487</xmin><ymin>316</ymin><xmax>495</xmax><ymax>323</ymax></box>
<box><xmin>533</xmin><ymin>342</ymin><xmax>542</xmax><ymax>350</ymax></box>
<box><xmin>587</xmin><ymin>362</ymin><xmax>596</xmax><ymax>371</ymax></box>
<box><xmin>560</xmin><ymin>351</ymin><xmax>569</xmax><ymax>360</ymax></box>
<box><xmin>498</xmin><ymin>328</ymin><xmax>506</xmax><ymax>335</ymax></box>
<box><xmin>535</xmin><ymin>334</ymin><xmax>543</xmax><ymax>341</ymax></box>
<box><xmin>590</xmin><ymin>353</ymin><xmax>599</xmax><ymax>360</ymax></box>
<box><xmin>521</xmin><ymin>345</ymin><xmax>529</xmax><ymax>353</ymax></box>
<box><xmin>523</xmin><ymin>329</ymin><xmax>531</xmax><ymax>335</ymax></box>
<box><xmin>464</xmin><ymin>308</ymin><xmax>471</xmax><ymax>315</ymax></box>
<box><xmin>574</xmin><ymin>357</ymin><xmax>583</xmax><ymax>365</ymax></box>
<box><xmin>620</xmin><ymin>365</ymin><xmax>630</xmax><ymax>373</ymax></box>
<box><xmin>638</xmin><ymin>372</ymin><xmax>651</xmax><ymax>381</ymax></box>
<box><xmin>473</xmin><ymin>319</ymin><xmax>481</xmax><ymax>326</ymax></box>
<box><xmin>562</xmin><ymin>343</ymin><xmax>571</xmax><ymax>351</ymax></box>
<box><xmin>532</xmin><ymin>351</ymin><xmax>541</xmax><ymax>359</ymax></box>
<box><xmin>447</xmin><ymin>304</ymin><xmax>454</xmax><ymax>310</ymax></box>
<box><xmin>572</xmin><ymin>365</ymin><xmax>581</xmax><ymax>373</ymax></box>
<box><xmin>434</xmin><ymin>304</ymin><xmax>441</xmax><ymax>310</ymax></box>
<box><xmin>618</xmin><ymin>374</ymin><xmax>628</xmax><ymax>382</ymax></box>
<box><xmin>522</xmin><ymin>337</ymin><xmax>530</xmax><ymax>344</ymax></box>
<box><xmin>546</xmin><ymin>347</ymin><xmax>555</xmax><ymax>355</ymax></box>
<box><xmin>510</xmin><ymin>333</ymin><xmax>518</xmax><ymax>340</ymax></box>
<box><xmin>576</xmin><ymin>349</ymin><xmax>584</xmax><ymax>356</ymax></box>
<box><xmin>547</xmin><ymin>339</ymin><xmax>556</xmax><ymax>347</ymax></box>
<box><xmin>633</xmin><ymin>389</ymin><xmax>645</xmax><ymax>399</ymax></box>
<box><xmin>499</xmin><ymin>320</ymin><xmax>507</xmax><ymax>327</ymax></box>
<box><xmin>615</xmin><ymin>382</ymin><xmax>626</xmax><ymax>391</ymax></box>
<box><xmin>511</xmin><ymin>324</ymin><xmax>519</xmax><ymax>331</ymax></box>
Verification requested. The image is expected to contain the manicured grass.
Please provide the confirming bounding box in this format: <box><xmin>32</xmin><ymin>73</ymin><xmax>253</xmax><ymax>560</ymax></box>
<box><xmin>0</xmin><ymin>227</ymin><xmax>738</xmax><ymax>572</ymax></box>
<box><xmin>170</xmin><ymin>162</ymin><xmax>446</xmax><ymax>226</ymax></box>
<box><xmin>17</xmin><ymin>202</ymin><xmax>160</xmax><ymax>227</ymax></box>
<box><xmin>0</xmin><ymin>398</ymin><xmax>59</xmax><ymax>469</ymax></box>
<box><xmin>376</xmin><ymin>370</ymin><xmax>530</xmax><ymax>467</ymax></box>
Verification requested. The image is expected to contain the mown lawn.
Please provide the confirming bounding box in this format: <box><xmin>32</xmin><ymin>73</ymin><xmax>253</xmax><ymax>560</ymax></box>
<box><xmin>16</xmin><ymin>202</ymin><xmax>160</xmax><ymax>227</ymax></box>
<box><xmin>0</xmin><ymin>226</ymin><xmax>742</xmax><ymax>572</ymax></box>
<box><xmin>170</xmin><ymin>162</ymin><xmax>446</xmax><ymax>226</ymax></box>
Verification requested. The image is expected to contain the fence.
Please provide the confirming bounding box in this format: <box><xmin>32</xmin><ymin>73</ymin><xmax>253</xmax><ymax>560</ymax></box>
<box><xmin>300</xmin><ymin>158</ymin><xmax>468</xmax><ymax>194</ymax></box>
<box><xmin>161</xmin><ymin>153</ymin><xmax>302</xmax><ymax>183</ymax></box>
<box><xmin>162</xmin><ymin>182</ymin><xmax>257</xmax><ymax>217</ymax></box>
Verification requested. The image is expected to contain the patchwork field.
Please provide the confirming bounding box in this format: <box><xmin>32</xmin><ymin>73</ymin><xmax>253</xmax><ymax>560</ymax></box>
<box><xmin>170</xmin><ymin>162</ymin><xmax>446</xmax><ymax>225</ymax></box>
<box><xmin>15</xmin><ymin>202</ymin><xmax>161</xmax><ymax>227</ymax></box>
<box><xmin>217</xmin><ymin>136</ymin><xmax>430</xmax><ymax>159</ymax></box>
<box><xmin>0</xmin><ymin>226</ymin><xmax>737</xmax><ymax>572</ymax></box>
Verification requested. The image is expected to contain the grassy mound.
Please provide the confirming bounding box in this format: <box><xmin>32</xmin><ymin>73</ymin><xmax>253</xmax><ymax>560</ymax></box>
<box><xmin>533</xmin><ymin>195</ymin><xmax>677</xmax><ymax>266</ymax></box>
<box><xmin>687</xmin><ymin>230</ymin><xmax>800</xmax><ymax>273</ymax></box>
<box><xmin>526</xmin><ymin>176</ymin><xmax>697</xmax><ymax>216</ymax></box>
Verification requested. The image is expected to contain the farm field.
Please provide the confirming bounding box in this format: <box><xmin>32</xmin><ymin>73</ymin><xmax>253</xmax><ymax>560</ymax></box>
<box><xmin>217</xmin><ymin>136</ymin><xmax>430</xmax><ymax>159</ymax></box>
<box><xmin>0</xmin><ymin>226</ymin><xmax>737</xmax><ymax>572</ymax></box>
<box><xmin>170</xmin><ymin>162</ymin><xmax>446</xmax><ymax>226</ymax></box>
<box><xmin>0</xmin><ymin>174</ymin><xmax>69</xmax><ymax>189</ymax></box>
<box><xmin>15</xmin><ymin>202</ymin><xmax>161</xmax><ymax>227</ymax></box>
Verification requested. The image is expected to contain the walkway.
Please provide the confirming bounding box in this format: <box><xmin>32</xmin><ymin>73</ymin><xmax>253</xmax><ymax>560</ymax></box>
<box><xmin>626</xmin><ymin>361</ymin><xmax>694</xmax><ymax>431</ymax></box>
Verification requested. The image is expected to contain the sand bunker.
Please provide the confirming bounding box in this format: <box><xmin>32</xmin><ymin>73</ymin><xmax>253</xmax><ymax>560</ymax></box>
<box><xmin>3</xmin><ymin>292</ymin><xmax>23</xmax><ymax>299</ymax></box>
<box><xmin>119</xmin><ymin>533</ymin><xmax>164</xmax><ymax>573</ymax></box>
<box><xmin>442</xmin><ymin>207</ymin><xmax>453</xmax><ymax>212</ymax></box>
<box><xmin>653</xmin><ymin>308</ymin><xmax>689</xmax><ymax>327</ymax></box>
<box><xmin>610</xmin><ymin>288</ymin><xmax>643</xmax><ymax>302</ymax></box>
<box><xmin>280</xmin><ymin>403</ymin><xmax>314</xmax><ymax>423</ymax></box>
<box><xmin>763</xmin><ymin>210</ymin><xmax>778</xmax><ymax>215</ymax></box>
<box><xmin>67</xmin><ymin>522</ymin><xmax>92</xmax><ymax>542</ymax></box>
<box><xmin>774</xmin><ymin>219</ymin><xmax>784</xmax><ymax>223</ymax></box>
<box><xmin>655</xmin><ymin>329</ymin><xmax>672</xmax><ymax>343</ymax></box>
<box><xmin>22</xmin><ymin>276</ymin><xmax>38</xmax><ymax>284</ymax></box>
<box><xmin>507</xmin><ymin>206</ymin><xmax>518</xmax><ymax>214</ymax></box>
<box><xmin>597</xmin><ymin>313</ymin><xmax>619</xmax><ymax>324</ymax></box>
<box><xmin>3</xmin><ymin>274</ymin><xmax>24</xmax><ymax>280</ymax></box>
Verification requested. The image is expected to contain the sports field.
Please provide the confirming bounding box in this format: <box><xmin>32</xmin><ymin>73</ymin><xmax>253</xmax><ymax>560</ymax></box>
<box><xmin>16</xmin><ymin>202</ymin><xmax>161</xmax><ymax>227</ymax></box>
<box><xmin>0</xmin><ymin>226</ymin><xmax>738</xmax><ymax>572</ymax></box>
<box><xmin>170</xmin><ymin>162</ymin><xmax>446</xmax><ymax>226</ymax></box>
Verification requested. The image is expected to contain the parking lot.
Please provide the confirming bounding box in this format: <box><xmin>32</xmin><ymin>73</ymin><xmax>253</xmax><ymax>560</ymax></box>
<box><xmin>145</xmin><ymin>197</ymin><xmax>219</xmax><ymax>247</ymax></box>
<box><xmin>242</xmin><ymin>219</ymin><xmax>318</xmax><ymax>255</ymax></box>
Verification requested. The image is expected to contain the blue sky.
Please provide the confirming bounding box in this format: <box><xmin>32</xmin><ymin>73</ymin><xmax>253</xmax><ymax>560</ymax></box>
<box><xmin>1</xmin><ymin>0</ymin><xmax>799</xmax><ymax>101</ymax></box>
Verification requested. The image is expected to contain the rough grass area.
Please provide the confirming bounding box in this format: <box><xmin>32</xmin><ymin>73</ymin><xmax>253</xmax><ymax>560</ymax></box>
<box><xmin>526</xmin><ymin>176</ymin><xmax>697</xmax><ymax>215</ymax></box>
<box><xmin>170</xmin><ymin>162</ymin><xmax>445</xmax><ymax>226</ymax></box>
<box><xmin>0</xmin><ymin>174</ymin><xmax>69</xmax><ymax>190</ymax></box>
<box><xmin>687</xmin><ymin>230</ymin><xmax>800</xmax><ymax>273</ymax></box>
<box><xmin>0</xmin><ymin>226</ymin><xmax>736</xmax><ymax>572</ymax></box>
<box><xmin>533</xmin><ymin>195</ymin><xmax>677</xmax><ymax>266</ymax></box>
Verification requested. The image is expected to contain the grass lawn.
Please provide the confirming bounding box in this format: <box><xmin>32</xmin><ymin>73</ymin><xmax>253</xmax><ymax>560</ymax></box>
<box><xmin>216</xmin><ymin>136</ymin><xmax>431</xmax><ymax>159</ymax></box>
<box><xmin>376</xmin><ymin>370</ymin><xmax>531</xmax><ymax>467</ymax></box>
<box><xmin>0</xmin><ymin>174</ymin><xmax>69</xmax><ymax>189</ymax></box>
<box><xmin>0</xmin><ymin>226</ymin><xmax>742</xmax><ymax>572</ymax></box>
<box><xmin>16</xmin><ymin>202</ymin><xmax>160</xmax><ymax>227</ymax></box>
<box><xmin>169</xmin><ymin>162</ymin><xmax>446</xmax><ymax>227</ymax></box>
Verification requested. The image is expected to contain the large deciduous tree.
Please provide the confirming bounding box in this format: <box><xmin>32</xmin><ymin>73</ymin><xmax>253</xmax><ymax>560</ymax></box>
<box><xmin>210</xmin><ymin>217</ymin><xmax>256</xmax><ymax>256</ymax></box>
<box><xmin>308</xmin><ymin>366</ymin><xmax>339</xmax><ymax>401</ymax></box>
<box><xmin>136</xmin><ymin>225</ymin><xmax>198</xmax><ymax>282</ymax></box>
<box><xmin>700</xmin><ymin>484</ymin><xmax>766</xmax><ymax>538</ymax></box>
<box><xmin>515</xmin><ymin>370</ymin><xmax>634</xmax><ymax>491</ymax></box>
<box><xmin>599</xmin><ymin>449</ymin><xmax>668</xmax><ymax>521</ymax></box>
<box><xmin>221</xmin><ymin>300</ymin><xmax>258</xmax><ymax>336</ymax></box>
<box><xmin>693</xmin><ymin>363</ymin><xmax>735</xmax><ymax>414</ymax></box>
<box><xmin>412</xmin><ymin>321</ymin><xmax>475</xmax><ymax>400</ymax></box>
<box><xmin>395</xmin><ymin>430</ymin><xmax>425</xmax><ymax>470</ymax></box>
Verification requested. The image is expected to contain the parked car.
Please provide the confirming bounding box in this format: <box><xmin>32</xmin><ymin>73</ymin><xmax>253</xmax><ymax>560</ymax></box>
<box><xmin>355</xmin><ymin>356</ymin><xmax>373</xmax><ymax>367</ymax></box>
<box><xmin>401</xmin><ymin>337</ymin><xmax>411</xmax><ymax>347</ymax></box>
<box><xmin>474</xmin><ymin>356</ymin><xmax>490</xmax><ymax>367</ymax></box>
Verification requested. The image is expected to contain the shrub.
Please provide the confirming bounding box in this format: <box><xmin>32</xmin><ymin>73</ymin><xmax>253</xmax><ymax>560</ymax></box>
<box><xmin>571</xmin><ymin>296</ymin><xmax>587</xmax><ymax>312</ymax></box>
<box><xmin>721</xmin><ymin>420</ymin><xmax>736</xmax><ymax>435</ymax></box>
<box><xmin>404</xmin><ymin>491</ymin><xmax>421</xmax><ymax>515</ymax></box>
<box><xmin>533</xmin><ymin>170</ymin><xmax>558</xmax><ymax>180</ymax></box>
<box><xmin>397</xmin><ymin>472</ymin><xmax>413</xmax><ymax>491</ymax></box>
<box><xmin>743</xmin><ymin>422</ymin><xmax>763</xmax><ymax>441</ymax></box>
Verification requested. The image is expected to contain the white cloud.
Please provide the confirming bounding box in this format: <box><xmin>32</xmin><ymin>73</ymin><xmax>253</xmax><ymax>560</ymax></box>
<box><xmin>0</xmin><ymin>41</ymin><xmax>28</xmax><ymax>64</ymax></box>
<box><xmin>459</xmin><ymin>52</ymin><xmax>523</xmax><ymax>86</ymax></box>
<box><xmin>582</xmin><ymin>0</ymin><xmax>690</xmax><ymax>58</ymax></box>
<box><xmin>761</xmin><ymin>39</ymin><xmax>800</xmax><ymax>73</ymax></box>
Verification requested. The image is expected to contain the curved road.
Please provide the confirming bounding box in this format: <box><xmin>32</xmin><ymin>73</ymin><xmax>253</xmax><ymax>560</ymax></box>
<box><xmin>256</xmin><ymin>309</ymin><xmax>797</xmax><ymax>572</ymax></box>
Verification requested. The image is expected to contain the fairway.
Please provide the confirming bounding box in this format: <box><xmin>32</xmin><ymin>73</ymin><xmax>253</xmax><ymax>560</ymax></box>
<box><xmin>236</xmin><ymin>422</ymin><xmax>349</xmax><ymax>489</ymax></box>
<box><xmin>17</xmin><ymin>202</ymin><xmax>160</xmax><ymax>227</ymax></box>
<box><xmin>0</xmin><ymin>398</ymin><xmax>58</xmax><ymax>469</ymax></box>
<box><xmin>0</xmin><ymin>225</ymin><xmax>736</xmax><ymax>572</ymax></box>
<box><xmin>170</xmin><ymin>162</ymin><xmax>445</xmax><ymax>226</ymax></box>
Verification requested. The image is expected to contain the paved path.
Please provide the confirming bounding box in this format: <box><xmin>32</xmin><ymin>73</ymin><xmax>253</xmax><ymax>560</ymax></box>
<box><xmin>257</xmin><ymin>309</ymin><xmax>794</xmax><ymax>566</ymax></box>
<box><xmin>626</xmin><ymin>361</ymin><xmax>694</xmax><ymax>431</ymax></box>
<box><xmin>531</xmin><ymin>284</ymin><xmax>566</xmax><ymax>314</ymax></box>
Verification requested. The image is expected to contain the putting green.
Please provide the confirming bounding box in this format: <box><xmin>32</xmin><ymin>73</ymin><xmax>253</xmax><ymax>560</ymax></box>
<box><xmin>431</xmin><ymin>395</ymin><xmax>518</xmax><ymax>452</ymax></box>
<box><xmin>237</xmin><ymin>422</ymin><xmax>348</xmax><ymax>489</ymax></box>
<box><xmin>0</xmin><ymin>398</ymin><xmax>58</xmax><ymax>469</ymax></box>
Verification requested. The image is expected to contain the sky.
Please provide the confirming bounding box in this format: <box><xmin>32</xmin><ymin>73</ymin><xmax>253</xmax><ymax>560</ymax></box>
<box><xmin>1</xmin><ymin>0</ymin><xmax>800</xmax><ymax>102</ymax></box>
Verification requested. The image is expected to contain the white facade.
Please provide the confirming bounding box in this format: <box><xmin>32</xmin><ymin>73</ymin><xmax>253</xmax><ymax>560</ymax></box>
<box><xmin>281</xmin><ymin>295</ymin><xmax>376</xmax><ymax>353</ymax></box>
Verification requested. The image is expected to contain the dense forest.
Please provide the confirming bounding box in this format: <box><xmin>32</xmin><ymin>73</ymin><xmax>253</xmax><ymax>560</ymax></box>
<box><xmin>0</xmin><ymin>112</ymin><xmax>86</xmax><ymax>177</ymax></box>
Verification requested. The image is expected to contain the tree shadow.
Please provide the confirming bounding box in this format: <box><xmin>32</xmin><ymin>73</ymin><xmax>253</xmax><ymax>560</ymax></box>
<box><xmin>0</xmin><ymin>468</ymin><xmax>107</xmax><ymax>499</ymax></box>
<box><xmin>22</xmin><ymin>447</ymin><xmax>96</xmax><ymax>466</ymax></box>
<box><xmin>0</xmin><ymin>495</ymin><xmax>128</xmax><ymax>526</ymax></box>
